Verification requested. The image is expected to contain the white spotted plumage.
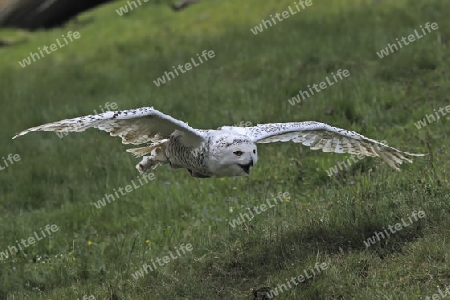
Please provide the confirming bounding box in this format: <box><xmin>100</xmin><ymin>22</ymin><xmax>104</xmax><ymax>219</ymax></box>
<box><xmin>12</xmin><ymin>107</ymin><xmax>425</xmax><ymax>178</ymax></box>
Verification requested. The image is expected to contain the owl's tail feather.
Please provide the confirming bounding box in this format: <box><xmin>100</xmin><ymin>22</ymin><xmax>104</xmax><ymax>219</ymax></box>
<box><xmin>126</xmin><ymin>141</ymin><xmax>168</xmax><ymax>157</ymax></box>
<box><xmin>127</xmin><ymin>146</ymin><xmax>157</xmax><ymax>157</ymax></box>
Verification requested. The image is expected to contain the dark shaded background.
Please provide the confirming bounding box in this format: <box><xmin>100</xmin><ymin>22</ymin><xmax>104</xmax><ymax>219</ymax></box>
<box><xmin>0</xmin><ymin>0</ymin><xmax>111</xmax><ymax>29</ymax></box>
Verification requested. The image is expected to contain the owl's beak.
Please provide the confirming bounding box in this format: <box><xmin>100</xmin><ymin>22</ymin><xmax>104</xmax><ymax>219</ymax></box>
<box><xmin>238</xmin><ymin>159</ymin><xmax>254</xmax><ymax>174</ymax></box>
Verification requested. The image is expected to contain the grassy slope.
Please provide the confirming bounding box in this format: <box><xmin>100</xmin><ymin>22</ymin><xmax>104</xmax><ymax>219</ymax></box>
<box><xmin>0</xmin><ymin>0</ymin><xmax>449</xmax><ymax>298</ymax></box>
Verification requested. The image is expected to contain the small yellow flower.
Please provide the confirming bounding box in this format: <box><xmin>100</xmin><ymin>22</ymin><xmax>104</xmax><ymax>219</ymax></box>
<box><xmin>220</xmin><ymin>178</ymin><xmax>226</xmax><ymax>181</ymax></box>
<box><xmin>284</xmin><ymin>198</ymin><xmax>291</xmax><ymax>203</ymax></box>
<box><xmin>229</xmin><ymin>206</ymin><xmax>233</xmax><ymax>213</ymax></box>
<box><xmin>87</xmin><ymin>241</ymin><xmax>93</xmax><ymax>246</ymax></box>
<box><xmin>145</xmin><ymin>239</ymin><xmax>150</xmax><ymax>244</ymax></box>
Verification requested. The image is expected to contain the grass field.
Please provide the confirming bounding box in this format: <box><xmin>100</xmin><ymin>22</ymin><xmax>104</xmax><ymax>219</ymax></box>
<box><xmin>1</xmin><ymin>0</ymin><xmax>449</xmax><ymax>299</ymax></box>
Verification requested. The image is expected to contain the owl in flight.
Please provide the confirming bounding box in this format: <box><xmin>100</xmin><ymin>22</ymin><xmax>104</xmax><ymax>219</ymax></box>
<box><xmin>12</xmin><ymin>107</ymin><xmax>424</xmax><ymax>178</ymax></box>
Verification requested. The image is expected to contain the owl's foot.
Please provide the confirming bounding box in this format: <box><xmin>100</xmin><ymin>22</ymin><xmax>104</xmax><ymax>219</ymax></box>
<box><xmin>136</xmin><ymin>157</ymin><xmax>159</xmax><ymax>173</ymax></box>
<box><xmin>136</xmin><ymin>147</ymin><xmax>168</xmax><ymax>173</ymax></box>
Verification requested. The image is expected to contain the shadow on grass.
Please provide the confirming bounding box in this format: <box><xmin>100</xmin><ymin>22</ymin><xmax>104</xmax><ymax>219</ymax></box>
<box><xmin>203</xmin><ymin>219</ymin><xmax>428</xmax><ymax>287</ymax></box>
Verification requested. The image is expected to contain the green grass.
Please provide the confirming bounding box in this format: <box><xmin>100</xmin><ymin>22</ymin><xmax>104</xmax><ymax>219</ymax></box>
<box><xmin>0</xmin><ymin>0</ymin><xmax>449</xmax><ymax>298</ymax></box>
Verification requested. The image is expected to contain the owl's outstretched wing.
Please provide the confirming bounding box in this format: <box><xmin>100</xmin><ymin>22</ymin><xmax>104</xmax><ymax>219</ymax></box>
<box><xmin>12</xmin><ymin>107</ymin><xmax>206</xmax><ymax>146</ymax></box>
<box><xmin>234</xmin><ymin>121</ymin><xmax>425</xmax><ymax>171</ymax></box>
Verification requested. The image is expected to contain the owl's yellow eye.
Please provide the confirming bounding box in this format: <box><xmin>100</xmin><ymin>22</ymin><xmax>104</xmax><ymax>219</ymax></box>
<box><xmin>233</xmin><ymin>151</ymin><xmax>244</xmax><ymax>156</ymax></box>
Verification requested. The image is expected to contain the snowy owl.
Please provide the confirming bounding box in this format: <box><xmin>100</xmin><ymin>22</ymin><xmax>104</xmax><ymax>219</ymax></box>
<box><xmin>12</xmin><ymin>107</ymin><xmax>424</xmax><ymax>178</ymax></box>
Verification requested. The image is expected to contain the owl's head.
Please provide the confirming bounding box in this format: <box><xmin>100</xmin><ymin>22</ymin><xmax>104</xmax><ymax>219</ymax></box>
<box><xmin>209</xmin><ymin>134</ymin><xmax>258</xmax><ymax>177</ymax></box>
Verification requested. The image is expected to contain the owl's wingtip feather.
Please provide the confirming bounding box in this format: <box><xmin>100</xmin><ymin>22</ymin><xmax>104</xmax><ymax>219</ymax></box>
<box><xmin>12</xmin><ymin>131</ymin><xmax>25</xmax><ymax>139</ymax></box>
